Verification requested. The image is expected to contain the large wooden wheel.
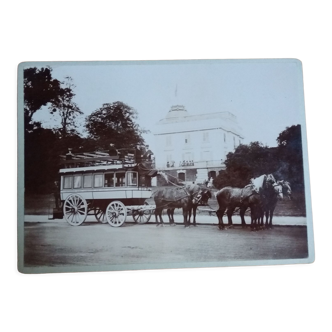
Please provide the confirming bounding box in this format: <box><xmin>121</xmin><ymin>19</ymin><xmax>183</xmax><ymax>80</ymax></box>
<box><xmin>106</xmin><ymin>201</ymin><xmax>127</xmax><ymax>227</ymax></box>
<box><xmin>63</xmin><ymin>194</ymin><xmax>88</xmax><ymax>226</ymax></box>
<box><xmin>94</xmin><ymin>207</ymin><xmax>107</xmax><ymax>223</ymax></box>
<box><xmin>132</xmin><ymin>203</ymin><xmax>153</xmax><ymax>224</ymax></box>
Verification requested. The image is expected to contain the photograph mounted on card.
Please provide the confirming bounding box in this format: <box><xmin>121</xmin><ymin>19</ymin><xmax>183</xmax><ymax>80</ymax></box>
<box><xmin>17</xmin><ymin>59</ymin><xmax>314</xmax><ymax>274</ymax></box>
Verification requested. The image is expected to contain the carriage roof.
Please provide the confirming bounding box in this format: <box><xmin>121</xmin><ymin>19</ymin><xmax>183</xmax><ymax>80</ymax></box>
<box><xmin>58</xmin><ymin>148</ymin><xmax>156</xmax><ymax>176</ymax></box>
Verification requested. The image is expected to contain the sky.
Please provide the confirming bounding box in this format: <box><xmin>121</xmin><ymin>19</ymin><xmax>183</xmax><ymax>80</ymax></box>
<box><xmin>31</xmin><ymin>59</ymin><xmax>305</xmax><ymax>152</ymax></box>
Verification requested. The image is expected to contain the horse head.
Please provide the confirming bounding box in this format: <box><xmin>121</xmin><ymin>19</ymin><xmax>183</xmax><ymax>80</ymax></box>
<box><xmin>192</xmin><ymin>188</ymin><xmax>212</xmax><ymax>205</ymax></box>
<box><xmin>273</xmin><ymin>182</ymin><xmax>284</xmax><ymax>199</ymax></box>
<box><xmin>200</xmin><ymin>189</ymin><xmax>212</xmax><ymax>205</ymax></box>
<box><xmin>279</xmin><ymin>180</ymin><xmax>292</xmax><ymax>199</ymax></box>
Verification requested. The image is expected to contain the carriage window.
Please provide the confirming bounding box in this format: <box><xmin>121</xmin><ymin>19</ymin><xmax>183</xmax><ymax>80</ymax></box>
<box><xmin>73</xmin><ymin>175</ymin><xmax>82</xmax><ymax>188</ymax></box>
<box><xmin>83</xmin><ymin>174</ymin><xmax>92</xmax><ymax>188</ymax></box>
<box><xmin>104</xmin><ymin>173</ymin><xmax>115</xmax><ymax>187</ymax></box>
<box><xmin>63</xmin><ymin>176</ymin><xmax>72</xmax><ymax>189</ymax></box>
<box><xmin>127</xmin><ymin>172</ymin><xmax>138</xmax><ymax>186</ymax></box>
<box><xmin>115</xmin><ymin>172</ymin><xmax>126</xmax><ymax>187</ymax></box>
<box><xmin>94</xmin><ymin>174</ymin><xmax>103</xmax><ymax>188</ymax></box>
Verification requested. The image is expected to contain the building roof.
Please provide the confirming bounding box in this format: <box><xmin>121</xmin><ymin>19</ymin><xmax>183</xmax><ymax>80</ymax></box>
<box><xmin>154</xmin><ymin>105</ymin><xmax>243</xmax><ymax>137</ymax></box>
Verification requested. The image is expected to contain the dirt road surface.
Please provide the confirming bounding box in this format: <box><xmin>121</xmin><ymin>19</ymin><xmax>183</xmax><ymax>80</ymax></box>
<box><xmin>23</xmin><ymin>221</ymin><xmax>308</xmax><ymax>270</ymax></box>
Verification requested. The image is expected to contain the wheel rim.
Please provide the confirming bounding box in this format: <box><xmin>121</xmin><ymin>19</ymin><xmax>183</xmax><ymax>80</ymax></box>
<box><xmin>63</xmin><ymin>194</ymin><xmax>87</xmax><ymax>226</ymax></box>
<box><xmin>106</xmin><ymin>201</ymin><xmax>127</xmax><ymax>227</ymax></box>
<box><xmin>132</xmin><ymin>208</ymin><xmax>152</xmax><ymax>223</ymax></box>
<box><xmin>94</xmin><ymin>208</ymin><xmax>106</xmax><ymax>223</ymax></box>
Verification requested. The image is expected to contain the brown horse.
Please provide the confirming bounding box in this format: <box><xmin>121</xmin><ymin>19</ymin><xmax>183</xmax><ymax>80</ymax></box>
<box><xmin>259</xmin><ymin>180</ymin><xmax>291</xmax><ymax>229</ymax></box>
<box><xmin>166</xmin><ymin>188</ymin><xmax>212</xmax><ymax>226</ymax></box>
<box><xmin>154</xmin><ymin>184</ymin><xmax>204</xmax><ymax>227</ymax></box>
<box><xmin>215</xmin><ymin>174</ymin><xmax>276</xmax><ymax>230</ymax></box>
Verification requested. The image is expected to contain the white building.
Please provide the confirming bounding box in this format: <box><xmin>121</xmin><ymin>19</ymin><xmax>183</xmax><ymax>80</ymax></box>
<box><xmin>153</xmin><ymin>105</ymin><xmax>243</xmax><ymax>184</ymax></box>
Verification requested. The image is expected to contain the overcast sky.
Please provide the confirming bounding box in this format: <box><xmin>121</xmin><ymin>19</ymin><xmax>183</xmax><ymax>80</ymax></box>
<box><xmin>31</xmin><ymin>59</ymin><xmax>305</xmax><ymax>152</ymax></box>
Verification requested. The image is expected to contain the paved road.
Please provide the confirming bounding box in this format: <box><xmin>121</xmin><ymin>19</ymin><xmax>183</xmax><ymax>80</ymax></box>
<box><xmin>22</xmin><ymin>218</ymin><xmax>309</xmax><ymax>271</ymax></box>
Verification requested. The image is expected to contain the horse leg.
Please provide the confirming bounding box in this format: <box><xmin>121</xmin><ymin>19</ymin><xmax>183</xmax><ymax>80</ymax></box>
<box><xmin>167</xmin><ymin>208</ymin><xmax>173</xmax><ymax>224</ymax></box>
<box><xmin>265</xmin><ymin>210</ymin><xmax>270</xmax><ymax>229</ymax></box>
<box><xmin>188</xmin><ymin>207</ymin><xmax>192</xmax><ymax>226</ymax></box>
<box><xmin>240</xmin><ymin>206</ymin><xmax>247</xmax><ymax>228</ymax></box>
<box><xmin>192</xmin><ymin>205</ymin><xmax>197</xmax><ymax>226</ymax></box>
<box><xmin>183</xmin><ymin>207</ymin><xmax>189</xmax><ymax>227</ymax></box>
<box><xmin>226</xmin><ymin>208</ymin><xmax>235</xmax><ymax>228</ymax></box>
<box><xmin>154</xmin><ymin>208</ymin><xmax>159</xmax><ymax>225</ymax></box>
<box><xmin>170</xmin><ymin>208</ymin><xmax>176</xmax><ymax>225</ymax></box>
<box><xmin>216</xmin><ymin>208</ymin><xmax>226</xmax><ymax>230</ymax></box>
<box><xmin>250</xmin><ymin>206</ymin><xmax>257</xmax><ymax>231</ymax></box>
<box><xmin>269</xmin><ymin>209</ymin><xmax>275</xmax><ymax>229</ymax></box>
<box><xmin>155</xmin><ymin>208</ymin><xmax>164</xmax><ymax>226</ymax></box>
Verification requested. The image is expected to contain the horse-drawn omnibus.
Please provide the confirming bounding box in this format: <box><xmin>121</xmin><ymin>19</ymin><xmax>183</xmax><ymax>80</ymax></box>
<box><xmin>53</xmin><ymin>147</ymin><xmax>157</xmax><ymax>227</ymax></box>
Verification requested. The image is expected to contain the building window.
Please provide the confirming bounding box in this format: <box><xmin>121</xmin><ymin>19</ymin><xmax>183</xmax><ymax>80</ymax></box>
<box><xmin>202</xmin><ymin>151</ymin><xmax>211</xmax><ymax>161</ymax></box>
<box><xmin>166</xmin><ymin>135</ymin><xmax>172</xmax><ymax>147</ymax></box>
<box><xmin>178</xmin><ymin>172</ymin><xmax>185</xmax><ymax>182</ymax></box>
<box><xmin>224</xmin><ymin>133</ymin><xmax>226</xmax><ymax>142</ymax></box>
<box><xmin>208</xmin><ymin>171</ymin><xmax>217</xmax><ymax>179</ymax></box>
<box><xmin>203</xmin><ymin>131</ymin><xmax>209</xmax><ymax>142</ymax></box>
<box><xmin>185</xmin><ymin>134</ymin><xmax>190</xmax><ymax>144</ymax></box>
<box><xmin>166</xmin><ymin>155</ymin><xmax>174</xmax><ymax>167</ymax></box>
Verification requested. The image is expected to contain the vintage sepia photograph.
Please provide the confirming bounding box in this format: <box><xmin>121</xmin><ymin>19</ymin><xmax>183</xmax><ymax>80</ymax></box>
<box><xmin>17</xmin><ymin>59</ymin><xmax>314</xmax><ymax>273</ymax></box>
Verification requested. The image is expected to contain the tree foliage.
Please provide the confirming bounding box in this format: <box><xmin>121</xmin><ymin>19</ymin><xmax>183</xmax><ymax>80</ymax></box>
<box><xmin>49</xmin><ymin>76</ymin><xmax>83</xmax><ymax>137</ymax></box>
<box><xmin>214</xmin><ymin>125</ymin><xmax>304</xmax><ymax>192</ymax></box>
<box><xmin>85</xmin><ymin>102</ymin><xmax>148</xmax><ymax>150</ymax></box>
<box><xmin>276</xmin><ymin>125</ymin><xmax>304</xmax><ymax>191</ymax></box>
<box><xmin>214</xmin><ymin>142</ymin><xmax>277</xmax><ymax>189</ymax></box>
<box><xmin>24</xmin><ymin>67</ymin><xmax>63</xmax><ymax>131</ymax></box>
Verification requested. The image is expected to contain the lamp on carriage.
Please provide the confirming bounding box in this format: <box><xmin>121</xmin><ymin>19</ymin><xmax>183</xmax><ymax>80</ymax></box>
<box><xmin>66</xmin><ymin>148</ymin><xmax>74</xmax><ymax>160</ymax></box>
<box><xmin>108</xmin><ymin>143</ymin><xmax>119</xmax><ymax>157</ymax></box>
<box><xmin>143</xmin><ymin>145</ymin><xmax>153</xmax><ymax>161</ymax></box>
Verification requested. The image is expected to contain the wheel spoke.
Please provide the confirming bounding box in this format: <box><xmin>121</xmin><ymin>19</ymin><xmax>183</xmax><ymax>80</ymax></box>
<box><xmin>66</xmin><ymin>200</ymin><xmax>75</xmax><ymax>208</ymax></box>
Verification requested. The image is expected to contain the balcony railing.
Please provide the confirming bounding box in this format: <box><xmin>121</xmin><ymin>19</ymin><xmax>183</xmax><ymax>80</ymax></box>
<box><xmin>164</xmin><ymin>160</ymin><xmax>224</xmax><ymax>169</ymax></box>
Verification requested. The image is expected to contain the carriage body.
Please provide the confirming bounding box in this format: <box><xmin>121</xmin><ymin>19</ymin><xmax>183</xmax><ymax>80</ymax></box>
<box><xmin>60</xmin><ymin>165</ymin><xmax>152</xmax><ymax>206</ymax></box>
<box><xmin>55</xmin><ymin>149</ymin><xmax>156</xmax><ymax>226</ymax></box>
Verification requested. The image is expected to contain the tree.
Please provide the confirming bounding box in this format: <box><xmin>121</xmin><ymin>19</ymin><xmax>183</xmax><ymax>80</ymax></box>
<box><xmin>24</xmin><ymin>127</ymin><xmax>60</xmax><ymax>194</ymax></box>
<box><xmin>214</xmin><ymin>125</ymin><xmax>305</xmax><ymax>193</ymax></box>
<box><xmin>24</xmin><ymin>67</ymin><xmax>63</xmax><ymax>131</ymax></box>
<box><xmin>276</xmin><ymin>125</ymin><xmax>304</xmax><ymax>191</ymax></box>
<box><xmin>85</xmin><ymin>102</ymin><xmax>148</xmax><ymax>150</ymax></box>
<box><xmin>49</xmin><ymin>76</ymin><xmax>83</xmax><ymax>137</ymax></box>
<box><xmin>214</xmin><ymin>142</ymin><xmax>278</xmax><ymax>189</ymax></box>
